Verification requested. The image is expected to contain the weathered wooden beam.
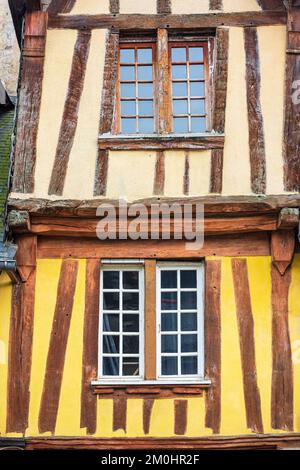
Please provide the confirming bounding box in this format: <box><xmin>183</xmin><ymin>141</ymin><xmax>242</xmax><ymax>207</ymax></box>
<box><xmin>174</xmin><ymin>400</ymin><xmax>188</xmax><ymax>436</ymax></box>
<box><xmin>157</xmin><ymin>0</ymin><xmax>171</xmax><ymax>14</ymax></box>
<box><xmin>277</xmin><ymin>207</ymin><xmax>300</xmax><ymax>228</ymax></box>
<box><xmin>271</xmin><ymin>230</ymin><xmax>295</xmax><ymax>274</ymax></box>
<box><xmin>144</xmin><ymin>260</ymin><xmax>156</xmax><ymax>381</ymax></box>
<box><xmin>109</xmin><ymin>0</ymin><xmax>119</xmax><ymax>14</ymax></box>
<box><xmin>98</xmin><ymin>135</ymin><xmax>225</xmax><ymax>151</ymax></box>
<box><xmin>257</xmin><ymin>0</ymin><xmax>286</xmax><ymax>9</ymax></box>
<box><xmin>15</xmin><ymin>234</ymin><xmax>37</xmax><ymax>282</ymax></box>
<box><xmin>153</xmin><ymin>150</ymin><xmax>165</xmax><ymax>195</ymax></box>
<box><xmin>157</xmin><ymin>28</ymin><xmax>171</xmax><ymax>134</ymax></box>
<box><xmin>209</xmin><ymin>0</ymin><xmax>223</xmax><ymax>10</ymax></box>
<box><xmin>47</xmin><ymin>0</ymin><xmax>75</xmax><ymax>14</ymax></box>
<box><xmin>48</xmin><ymin>11</ymin><xmax>287</xmax><ymax>30</ymax></box>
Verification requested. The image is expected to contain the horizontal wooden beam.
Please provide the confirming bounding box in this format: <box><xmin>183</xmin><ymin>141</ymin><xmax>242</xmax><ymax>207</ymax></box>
<box><xmin>48</xmin><ymin>11</ymin><xmax>287</xmax><ymax>30</ymax></box>
<box><xmin>98</xmin><ymin>135</ymin><xmax>224</xmax><ymax>151</ymax></box>
<box><xmin>25</xmin><ymin>433</ymin><xmax>300</xmax><ymax>450</ymax></box>
<box><xmin>91</xmin><ymin>384</ymin><xmax>208</xmax><ymax>398</ymax></box>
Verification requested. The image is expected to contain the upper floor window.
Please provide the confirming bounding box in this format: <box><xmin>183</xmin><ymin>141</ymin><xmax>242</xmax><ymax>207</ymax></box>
<box><xmin>115</xmin><ymin>37</ymin><xmax>211</xmax><ymax>135</ymax></box>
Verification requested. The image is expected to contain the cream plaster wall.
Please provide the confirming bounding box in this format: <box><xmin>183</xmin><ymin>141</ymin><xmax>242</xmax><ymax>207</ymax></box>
<box><xmin>65</xmin><ymin>0</ymin><xmax>110</xmax><ymax>15</ymax></box>
<box><xmin>119</xmin><ymin>0</ymin><xmax>157</xmax><ymax>14</ymax></box>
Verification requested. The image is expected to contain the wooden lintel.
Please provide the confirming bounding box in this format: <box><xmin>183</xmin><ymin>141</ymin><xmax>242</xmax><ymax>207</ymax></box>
<box><xmin>271</xmin><ymin>230</ymin><xmax>296</xmax><ymax>275</ymax></box>
<box><xmin>92</xmin><ymin>384</ymin><xmax>207</xmax><ymax>399</ymax></box>
<box><xmin>48</xmin><ymin>11</ymin><xmax>287</xmax><ymax>30</ymax></box>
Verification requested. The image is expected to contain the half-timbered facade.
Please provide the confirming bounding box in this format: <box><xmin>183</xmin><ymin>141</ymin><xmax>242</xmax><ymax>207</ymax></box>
<box><xmin>1</xmin><ymin>0</ymin><xmax>300</xmax><ymax>450</ymax></box>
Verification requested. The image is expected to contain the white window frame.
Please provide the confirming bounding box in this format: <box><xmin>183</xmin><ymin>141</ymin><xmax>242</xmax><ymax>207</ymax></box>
<box><xmin>156</xmin><ymin>262</ymin><xmax>205</xmax><ymax>382</ymax></box>
<box><xmin>97</xmin><ymin>263</ymin><xmax>145</xmax><ymax>383</ymax></box>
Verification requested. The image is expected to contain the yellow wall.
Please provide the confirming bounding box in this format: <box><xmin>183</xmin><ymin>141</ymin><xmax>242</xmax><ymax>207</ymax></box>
<box><xmin>1</xmin><ymin>255</ymin><xmax>300</xmax><ymax>438</ymax></box>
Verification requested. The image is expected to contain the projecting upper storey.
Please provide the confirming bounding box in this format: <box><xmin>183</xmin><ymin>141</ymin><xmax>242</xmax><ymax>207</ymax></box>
<box><xmin>9</xmin><ymin>0</ymin><xmax>300</xmax><ymax>202</ymax></box>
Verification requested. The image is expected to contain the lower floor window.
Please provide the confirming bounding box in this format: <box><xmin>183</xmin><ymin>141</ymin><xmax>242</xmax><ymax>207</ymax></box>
<box><xmin>98</xmin><ymin>261</ymin><xmax>204</xmax><ymax>383</ymax></box>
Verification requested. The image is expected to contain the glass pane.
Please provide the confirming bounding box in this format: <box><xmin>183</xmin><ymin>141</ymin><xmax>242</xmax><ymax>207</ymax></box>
<box><xmin>121</xmin><ymin>100</ymin><xmax>136</xmax><ymax>117</ymax></box>
<box><xmin>123</xmin><ymin>357</ymin><xmax>139</xmax><ymax>376</ymax></box>
<box><xmin>173</xmin><ymin>117</ymin><xmax>189</xmax><ymax>133</ymax></box>
<box><xmin>103</xmin><ymin>271</ymin><xmax>119</xmax><ymax>289</ymax></box>
<box><xmin>120</xmin><ymin>49</ymin><xmax>135</xmax><ymax>63</ymax></box>
<box><xmin>191</xmin><ymin>117</ymin><xmax>206</xmax><ymax>133</ymax></box>
<box><xmin>120</xmin><ymin>66</ymin><xmax>135</xmax><ymax>81</ymax></box>
<box><xmin>162</xmin><ymin>335</ymin><xmax>178</xmax><ymax>353</ymax></box>
<box><xmin>123</xmin><ymin>292</ymin><xmax>139</xmax><ymax>310</ymax></box>
<box><xmin>103</xmin><ymin>356</ymin><xmax>119</xmax><ymax>376</ymax></box>
<box><xmin>172</xmin><ymin>47</ymin><xmax>186</xmax><ymax>63</ymax></box>
<box><xmin>123</xmin><ymin>271</ymin><xmax>139</xmax><ymax>289</ymax></box>
<box><xmin>172</xmin><ymin>82</ymin><xmax>188</xmax><ymax>97</ymax></box>
<box><xmin>180</xmin><ymin>270</ymin><xmax>197</xmax><ymax>288</ymax></box>
<box><xmin>181</xmin><ymin>334</ymin><xmax>198</xmax><ymax>352</ymax></box>
<box><xmin>181</xmin><ymin>312</ymin><xmax>197</xmax><ymax>332</ymax></box>
<box><xmin>161</xmin><ymin>291</ymin><xmax>177</xmax><ymax>311</ymax></box>
<box><xmin>190</xmin><ymin>64</ymin><xmax>204</xmax><ymax>80</ymax></box>
<box><xmin>138</xmin><ymin>65</ymin><xmax>152</xmax><ymax>81</ymax></box>
<box><xmin>190</xmin><ymin>81</ymin><xmax>205</xmax><ymax>97</ymax></box>
<box><xmin>181</xmin><ymin>291</ymin><xmax>197</xmax><ymax>310</ymax></box>
<box><xmin>103</xmin><ymin>335</ymin><xmax>119</xmax><ymax>354</ymax></box>
<box><xmin>172</xmin><ymin>65</ymin><xmax>187</xmax><ymax>80</ymax></box>
<box><xmin>103</xmin><ymin>314</ymin><xmax>119</xmax><ymax>332</ymax></box>
<box><xmin>161</xmin><ymin>356</ymin><xmax>178</xmax><ymax>375</ymax></box>
<box><xmin>139</xmin><ymin>100</ymin><xmax>153</xmax><ymax>116</ymax></box>
<box><xmin>139</xmin><ymin>118</ymin><xmax>154</xmax><ymax>133</ymax></box>
<box><xmin>138</xmin><ymin>83</ymin><xmax>153</xmax><ymax>98</ymax></box>
<box><xmin>123</xmin><ymin>335</ymin><xmax>139</xmax><ymax>354</ymax></box>
<box><xmin>173</xmin><ymin>99</ymin><xmax>188</xmax><ymax>115</ymax></box>
<box><xmin>189</xmin><ymin>47</ymin><xmax>204</xmax><ymax>63</ymax></box>
<box><xmin>161</xmin><ymin>313</ymin><xmax>178</xmax><ymax>332</ymax></box>
<box><xmin>161</xmin><ymin>270</ymin><xmax>177</xmax><ymax>288</ymax></box>
<box><xmin>121</xmin><ymin>83</ymin><xmax>136</xmax><ymax>98</ymax></box>
<box><xmin>122</xmin><ymin>118</ymin><xmax>136</xmax><ymax>134</ymax></box>
<box><xmin>181</xmin><ymin>356</ymin><xmax>197</xmax><ymax>375</ymax></box>
<box><xmin>103</xmin><ymin>292</ymin><xmax>119</xmax><ymax>310</ymax></box>
<box><xmin>123</xmin><ymin>314</ymin><xmax>139</xmax><ymax>332</ymax></box>
<box><xmin>137</xmin><ymin>48</ymin><xmax>152</xmax><ymax>63</ymax></box>
<box><xmin>191</xmin><ymin>99</ymin><xmax>205</xmax><ymax>115</ymax></box>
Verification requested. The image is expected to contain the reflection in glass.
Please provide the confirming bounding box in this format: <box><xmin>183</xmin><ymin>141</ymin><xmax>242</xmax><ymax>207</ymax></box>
<box><xmin>181</xmin><ymin>291</ymin><xmax>197</xmax><ymax>310</ymax></box>
<box><xmin>190</xmin><ymin>81</ymin><xmax>205</xmax><ymax>97</ymax></box>
<box><xmin>172</xmin><ymin>82</ymin><xmax>188</xmax><ymax>97</ymax></box>
<box><xmin>161</xmin><ymin>313</ymin><xmax>178</xmax><ymax>332</ymax></box>
<box><xmin>138</xmin><ymin>83</ymin><xmax>153</xmax><ymax>98</ymax></box>
<box><xmin>121</xmin><ymin>100</ymin><xmax>136</xmax><ymax>117</ymax></box>
<box><xmin>123</xmin><ymin>357</ymin><xmax>139</xmax><ymax>376</ymax></box>
<box><xmin>120</xmin><ymin>49</ymin><xmax>135</xmax><ymax>63</ymax></box>
<box><xmin>121</xmin><ymin>83</ymin><xmax>135</xmax><ymax>98</ymax></box>
<box><xmin>181</xmin><ymin>334</ymin><xmax>197</xmax><ymax>352</ymax></box>
<box><xmin>181</xmin><ymin>312</ymin><xmax>197</xmax><ymax>332</ymax></box>
<box><xmin>103</xmin><ymin>314</ymin><xmax>119</xmax><ymax>332</ymax></box>
<box><xmin>137</xmin><ymin>65</ymin><xmax>152</xmax><ymax>81</ymax></box>
<box><xmin>191</xmin><ymin>99</ymin><xmax>205</xmax><ymax>115</ymax></box>
<box><xmin>161</xmin><ymin>291</ymin><xmax>177</xmax><ymax>310</ymax></box>
<box><xmin>162</xmin><ymin>334</ymin><xmax>178</xmax><ymax>353</ymax></box>
<box><xmin>103</xmin><ymin>271</ymin><xmax>119</xmax><ymax>289</ymax></box>
<box><xmin>139</xmin><ymin>100</ymin><xmax>153</xmax><ymax>117</ymax></box>
<box><xmin>120</xmin><ymin>66</ymin><xmax>135</xmax><ymax>81</ymax></box>
<box><xmin>172</xmin><ymin>65</ymin><xmax>187</xmax><ymax>80</ymax></box>
<box><xmin>123</xmin><ymin>292</ymin><xmax>139</xmax><ymax>311</ymax></box>
<box><xmin>191</xmin><ymin>117</ymin><xmax>206</xmax><ymax>133</ymax></box>
<box><xmin>137</xmin><ymin>48</ymin><xmax>152</xmax><ymax>63</ymax></box>
<box><xmin>189</xmin><ymin>47</ymin><xmax>203</xmax><ymax>63</ymax></box>
<box><xmin>103</xmin><ymin>357</ymin><xmax>119</xmax><ymax>376</ymax></box>
<box><xmin>180</xmin><ymin>270</ymin><xmax>197</xmax><ymax>288</ymax></box>
<box><xmin>123</xmin><ymin>271</ymin><xmax>139</xmax><ymax>289</ymax></box>
<box><xmin>123</xmin><ymin>314</ymin><xmax>139</xmax><ymax>332</ymax></box>
<box><xmin>122</xmin><ymin>118</ymin><xmax>136</xmax><ymax>134</ymax></box>
<box><xmin>173</xmin><ymin>100</ymin><xmax>188</xmax><ymax>115</ymax></box>
<box><xmin>190</xmin><ymin>64</ymin><xmax>204</xmax><ymax>80</ymax></box>
<box><xmin>181</xmin><ymin>356</ymin><xmax>197</xmax><ymax>375</ymax></box>
<box><xmin>161</xmin><ymin>270</ymin><xmax>177</xmax><ymax>288</ymax></box>
<box><xmin>103</xmin><ymin>335</ymin><xmax>119</xmax><ymax>354</ymax></box>
<box><xmin>172</xmin><ymin>48</ymin><xmax>186</xmax><ymax>63</ymax></box>
<box><xmin>173</xmin><ymin>117</ymin><xmax>189</xmax><ymax>133</ymax></box>
<box><xmin>139</xmin><ymin>118</ymin><xmax>154</xmax><ymax>133</ymax></box>
<box><xmin>103</xmin><ymin>292</ymin><xmax>119</xmax><ymax>310</ymax></box>
<box><xmin>161</xmin><ymin>356</ymin><xmax>178</xmax><ymax>375</ymax></box>
<box><xmin>123</xmin><ymin>335</ymin><xmax>139</xmax><ymax>354</ymax></box>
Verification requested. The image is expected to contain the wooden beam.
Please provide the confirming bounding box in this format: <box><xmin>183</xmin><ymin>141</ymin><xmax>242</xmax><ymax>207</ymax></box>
<box><xmin>48</xmin><ymin>30</ymin><xmax>91</xmax><ymax>196</ymax></box>
<box><xmin>174</xmin><ymin>400</ymin><xmax>188</xmax><ymax>436</ymax></box>
<box><xmin>244</xmin><ymin>27</ymin><xmax>266</xmax><ymax>194</ymax></box>
<box><xmin>48</xmin><ymin>12</ymin><xmax>287</xmax><ymax>30</ymax></box>
<box><xmin>143</xmin><ymin>399</ymin><xmax>154</xmax><ymax>435</ymax></box>
<box><xmin>183</xmin><ymin>152</ymin><xmax>190</xmax><ymax>195</ymax></box>
<box><xmin>277</xmin><ymin>207</ymin><xmax>299</xmax><ymax>229</ymax></box>
<box><xmin>209</xmin><ymin>0</ymin><xmax>223</xmax><ymax>10</ymax></box>
<box><xmin>12</xmin><ymin>11</ymin><xmax>47</xmax><ymax>193</ymax></box>
<box><xmin>15</xmin><ymin>234</ymin><xmax>37</xmax><ymax>281</ymax></box>
<box><xmin>153</xmin><ymin>151</ymin><xmax>165</xmax><ymax>195</ymax></box>
<box><xmin>47</xmin><ymin>0</ymin><xmax>76</xmax><ymax>14</ymax></box>
<box><xmin>157</xmin><ymin>28</ymin><xmax>171</xmax><ymax>134</ymax></box>
<box><xmin>109</xmin><ymin>0</ymin><xmax>119</xmax><ymax>14</ymax></box>
<box><xmin>144</xmin><ymin>260</ymin><xmax>156</xmax><ymax>380</ymax></box>
<box><xmin>257</xmin><ymin>0</ymin><xmax>286</xmax><ymax>9</ymax></box>
<box><xmin>38</xmin><ymin>260</ymin><xmax>78</xmax><ymax>433</ymax></box>
<box><xmin>271</xmin><ymin>230</ymin><xmax>295</xmax><ymax>275</ymax></box>
<box><xmin>113</xmin><ymin>397</ymin><xmax>127</xmax><ymax>432</ymax></box>
<box><xmin>157</xmin><ymin>0</ymin><xmax>171</xmax><ymax>14</ymax></box>
<box><xmin>205</xmin><ymin>260</ymin><xmax>221</xmax><ymax>434</ymax></box>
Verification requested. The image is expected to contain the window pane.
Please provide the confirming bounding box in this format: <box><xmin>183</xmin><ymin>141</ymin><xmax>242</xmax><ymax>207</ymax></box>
<box><xmin>161</xmin><ymin>270</ymin><xmax>177</xmax><ymax>288</ymax></box>
<box><xmin>172</xmin><ymin>47</ymin><xmax>186</xmax><ymax>63</ymax></box>
<box><xmin>103</xmin><ymin>292</ymin><xmax>119</xmax><ymax>310</ymax></box>
<box><xmin>123</xmin><ymin>292</ymin><xmax>139</xmax><ymax>311</ymax></box>
<box><xmin>172</xmin><ymin>65</ymin><xmax>187</xmax><ymax>80</ymax></box>
<box><xmin>181</xmin><ymin>312</ymin><xmax>197</xmax><ymax>332</ymax></box>
<box><xmin>121</xmin><ymin>100</ymin><xmax>136</xmax><ymax>117</ymax></box>
<box><xmin>181</xmin><ymin>356</ymin><xmax>197</xmax><ymax>375</ymax></box>
<box><xmin>181</xmin><ymin>334</ymin><xmax>197</xmax><ymax>352</ymax></box>
<box><xmin>173</xmin><ymin>117</ymin><xmax>189</xmax><ymax>133</ymax></box>
<box><xmin>103</xmin><ymin>271</ymin><xmax>119</xmax><ymax>289</ymax></box>
<box><xmin>137</xmin><ymin>48</ymin><xmax>152</xmax><ymax>63</ymax></box>
<box><xmin>191</xmin><ymin>117</ymin><xmax>206</xmax><ymax>133</ymax></box>
<box><xmin>121</xmin><ymin>83</ymin><xmax>136</xmax><ymax>98</ymax></box>
<box><xmin>123</xmin><ymin>314</ymin><xmax>139</xmax><ymax>332</ymax></box>
<box><xmin>190</xmin><ymin>64</ymin><xmax>204</xmax><ymax>80</ymax></box>
<box><xmin>162</xmin><ymin>356</ymin><xmax>178</xmax><ymax>375</ymax></box>
<box><xmin>123</xmin><ymin>357</ymin><xmax>139</xmax><ymax>376</ymax></box>
<box><xmin>120</xmin><ymin>49</ymin><xmax>135</xmax><ymax>63</ymax></box>
<box><xmin>162</xmin><ymin>334</ymin><xmax>178</xmax><ymax>353</ymax></box>
<box><xmin>123</xmin><ymin>271</ymin><xmax>139</xmax><ymax>289</ymax></box>
<box><xmin>138</xmin><ymin>83</ymin><xmax>153</xmax><ymax>98</ymax></box>
<box><xmin>139</xmin><ymin>118</ymin><xmax>154</xmax><ymax>133</ymax></box>
<box><xmin>191</xmin><ymin>99</ymin><xmax>205</xmax><ymax>115</ymax></box>
<box><xmin>190</xmin><ymin>81</ymin><xmax>205</xmax><ymax>97</ymax></box>
<box><xmin>103</xmin><ymin>314</ymin><xmax>119</xmax><ymax>332</ymax></box>
<box><xmin>161</xmin><ymin>291</ymin><xmax>177</xmax><ymax>310</ymax></box>
<box><xmin>161</xmin><ymin>313</ymin><xmax>178</xmax><ymax>332</ymax></box>
<box><xmin>120</xmin><ymin>66</ymin><xmax>135</xmax><ymax>81</ymax></box>
<box><xmin>173</xmin><ymin>99</ymin><xmax>188</xmax><ymax>115</ymax></box>
<box><xmin>172</xmin><ymin>82</ymin><xmax>188</xmax><ymax>97</ymax></box>
<box><xmin>122</xmin><ymin>118</ymin><xmax>136</xmax><ymax>134</ymax></box>
<box><xmin>123</xmin><ymin>335</ymin><xmax>139</xmax><ymax>354</ymax></box>
<box><xmin>138</xmin><ymin>65</ymin><xmax>152</xmax><ymax>81</ymax></box>
<box><xmin>103</xmin><ymin>335</ymin><xmax>119</xmax><ymax>354</ymax></box>
<box><xmin>180</xmin><ymin>270</ymin><xmax>197</xmax><ymax>288</ymax></box>
<box><xmin>139</xmin><ymin>100</ymin><xmax>153</xmax><ymax>117</ymax></box>
<box><xmin>181</xmin><ymin>291</ymin><xmax>197</xmax><ymax>310</ymax></box>
<box><xmin>189</xmin><ymin>47</ymin><xmax>203</xmax><ymax>63</ymax></box>
<box><xmin>103</xmin><ymin>356</ymin><xmax>119</xmax><ymax>376</ymax></box>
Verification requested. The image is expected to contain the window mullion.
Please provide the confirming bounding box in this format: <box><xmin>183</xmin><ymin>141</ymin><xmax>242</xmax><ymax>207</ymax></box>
<box><xmin>157</xmin><ymin>28</ymin><xmax>172</xmax><ymax>134</ymax></box>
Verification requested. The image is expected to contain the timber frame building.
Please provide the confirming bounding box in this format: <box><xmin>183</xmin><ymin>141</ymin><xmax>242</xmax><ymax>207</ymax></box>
<box><xmin>1</xmin><ymin>0</ymin><xmax>300</xmax><ymax>450</ymax></box>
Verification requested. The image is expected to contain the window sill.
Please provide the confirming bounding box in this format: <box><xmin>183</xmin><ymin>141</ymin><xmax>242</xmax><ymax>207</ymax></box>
<box><xmin>91</xmin><ymin>380</ymin><xmax>211</xmax><ymax>398</ymax></box>
<box><xmin>98</xmin><ymin>133</ymin><xmax>224</xmax><ymax>151</ymax></box>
